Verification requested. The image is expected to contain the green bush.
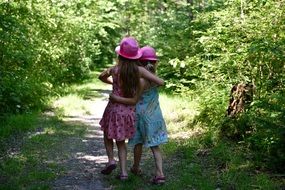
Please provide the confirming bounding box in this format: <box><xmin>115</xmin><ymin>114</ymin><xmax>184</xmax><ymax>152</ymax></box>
<box><xmin>0</xmin><ymin>0</ymin><xmax>121</xmax><ymax>114</ymax></box>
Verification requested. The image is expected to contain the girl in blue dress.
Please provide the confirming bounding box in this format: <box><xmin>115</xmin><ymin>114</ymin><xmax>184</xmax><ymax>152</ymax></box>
<box><xmin>110</xmin><ymin>46</ymin><xmax>168</xmax><ymax>184</ymax></box>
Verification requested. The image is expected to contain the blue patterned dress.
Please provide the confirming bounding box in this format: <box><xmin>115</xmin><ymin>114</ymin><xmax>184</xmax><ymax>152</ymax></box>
<box><xmin>128</xmin><ymin>86</ymin><xmax>168</xmax><ymax>147</ymax></box>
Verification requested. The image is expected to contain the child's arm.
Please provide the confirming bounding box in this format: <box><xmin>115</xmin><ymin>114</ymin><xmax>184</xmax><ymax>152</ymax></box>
<box><xmin>138</xmin><ymin>66</ymin><xmax>164</xmax><ymax>86</ymax></box>
<box><xmin>98</xmin><ymin>67</ymin><xmax>113</xmax><ymax>84</ymax></box>
<box><xmin>109</xmin><ymin>78</ymin><xmax>146</xmax><ymax>105</ymax></box>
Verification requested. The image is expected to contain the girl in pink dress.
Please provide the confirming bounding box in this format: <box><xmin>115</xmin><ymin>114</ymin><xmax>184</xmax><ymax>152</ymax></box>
<box><xmin>99</xmin><ymin>37</ymin><xmax>164</xmax><ymax>180</ymax></box>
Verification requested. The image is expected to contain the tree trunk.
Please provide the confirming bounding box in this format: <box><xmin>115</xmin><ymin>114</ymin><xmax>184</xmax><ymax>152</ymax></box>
<box><xmin>227</xmin><ymin>83</ymin><xmax>255</xmax><ymax>117</ymax></box>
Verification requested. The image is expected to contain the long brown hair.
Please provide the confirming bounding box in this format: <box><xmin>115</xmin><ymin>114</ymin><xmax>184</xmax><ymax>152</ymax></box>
<box><xmin>118</xmin><ymin>55</ymin><xmax>140</xmax><ymax>98</ymax></box>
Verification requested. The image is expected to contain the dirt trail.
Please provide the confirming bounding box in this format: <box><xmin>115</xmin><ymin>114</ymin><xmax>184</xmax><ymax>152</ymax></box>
<box><xmin>52</xmin><ymin>89</ymin><xmax>115</xmax><ymax>190</ymax></box>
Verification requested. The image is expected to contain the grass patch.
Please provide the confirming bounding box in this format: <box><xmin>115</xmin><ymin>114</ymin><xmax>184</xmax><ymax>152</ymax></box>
<box><xmin>1</xmin><ymin>70</ymin><xmax>284</xmax><ymax>189</ymax></box>
<box><xmin>51</xmin><ymin>71</ymin><xmax>111</xmax><ymax>117</ymax></box>
<box><xmin>112</xmin><ymin>93</ymin><xmax>284</xmax><ymax>189</ymax></box>
<box><xmin>0</xmin><ymin>113</ymin><xmax>38</xmax><ymax>140</ymax></box>
<box><xmin>161</xmin><ymin>137</ymin><xmax>282</xmax><ymax>189</ymax></box>
<box><xmin>0</xmin><ymin>114</ymin><xmax>87</xmax><ymax>189</ymax></box>
<box><xmin>60</xmin><ymin>70</ymin><xmax>111</xmax><ymax>97</ymax></box>
<box><xmin>159</xmin><ymin>93</ymin><xmax>203</xmax><ymax>138</ymax></box>
<box><xmin>0</xmin><ymin>71</ymin><xmax>105</xmax><ymax>189</ymax></box>
<box><xmin>53</xmin><ymin>94</ymin><xmax>95</xmax><ymax>117</ymax></box>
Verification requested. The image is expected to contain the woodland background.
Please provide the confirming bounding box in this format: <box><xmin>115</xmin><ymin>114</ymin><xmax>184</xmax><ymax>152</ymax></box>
<box><xmin>0</xmin><ymin>0</ymin><xmax>284</xmax><ymax>188</ymax></box>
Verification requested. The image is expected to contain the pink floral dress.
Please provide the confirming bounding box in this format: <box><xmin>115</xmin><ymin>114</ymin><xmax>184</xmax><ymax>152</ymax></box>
<box><xmin>99</xmin><ymin>66</ymin><xmax>136</xmax><ymax>141</ymax></box>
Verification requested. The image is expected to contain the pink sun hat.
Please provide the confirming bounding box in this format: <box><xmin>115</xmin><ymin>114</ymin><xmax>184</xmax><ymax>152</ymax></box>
<box><xmin>139</xmin><ymin>46</ymin><xmax>158</xmax><ymax>61</ymax></box>
<box><xmin>115</xmin><ymin>37</ymin><xmax>142</xmax><ymax>60</ymax></box>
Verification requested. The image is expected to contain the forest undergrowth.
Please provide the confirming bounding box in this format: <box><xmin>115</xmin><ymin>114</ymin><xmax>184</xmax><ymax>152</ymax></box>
<box><xmin>0</xmin><ymin>71</ymin><xmax>284</xmax><ymax>190</ymax></box>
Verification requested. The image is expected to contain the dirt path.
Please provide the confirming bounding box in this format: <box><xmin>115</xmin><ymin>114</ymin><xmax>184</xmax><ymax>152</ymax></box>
<box><xmin>1</xmin><ymin>85</ymin><xmax>160</xmax><ymax>189</ymax></box>
<box><xmin>52</xmin><ymin>89</ymin><xmax>115</xmax><ymax>190</ymax></box>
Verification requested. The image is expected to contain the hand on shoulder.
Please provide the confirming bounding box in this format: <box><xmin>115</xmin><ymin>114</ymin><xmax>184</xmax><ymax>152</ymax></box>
<box><xmin>138</xmin><ymin>66</ymin><xmax>164</xmax><ymax>86</ymax></box>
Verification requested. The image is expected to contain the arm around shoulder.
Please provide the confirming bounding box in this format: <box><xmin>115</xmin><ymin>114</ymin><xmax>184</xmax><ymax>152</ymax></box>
<box><xmin>109</xmin><ymin>78</ymin><xmax>146</xmax><ymax>105</ymax></box>
<box><xmin>139</xmin><ymin>67</ymin><xmax>164</xmax><ymax>86</ymax></box>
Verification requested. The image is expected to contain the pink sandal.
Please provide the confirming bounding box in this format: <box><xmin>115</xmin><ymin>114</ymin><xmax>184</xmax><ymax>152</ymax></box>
<box><xmin>116</xmin><ymin>174</ymin><xmax>128</xmax><ymax>181</ymax></box>
<box><xmin>151</xmin><ymin>176</ymin><xmax>166</xmax><ymax>185</ymax></box>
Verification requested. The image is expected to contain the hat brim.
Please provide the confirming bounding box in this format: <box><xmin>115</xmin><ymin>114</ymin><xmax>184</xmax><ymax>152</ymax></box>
<box><xmin>115</xmin><ymin>46</ymin><xmax>142</xmax><ymax>60</ymax></box>
<box><xmin>139</xmin><ymin>57</ymin><xmax>158</xmax><ymax>61</ymax></box>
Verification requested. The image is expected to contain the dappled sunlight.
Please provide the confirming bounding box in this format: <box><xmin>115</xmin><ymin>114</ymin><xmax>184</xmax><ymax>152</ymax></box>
<box><xmin>45</xmin><ymin>88</ymin><xmax>115</xmax><ymax>189</ymax></box>
<box><xmin>159</xmin><ymin>93</ymin><xmax>204</xmax><ymax>141</ymax></box>
<box><xmin>53</xmin><ymin>92</ymin><xmax>109</xmax><ymax>121</ymax></box>
<box><xmin>62</xmin><ymin>115</ymin><xmax>100</xmax><ymax>124</ymax></box>
<box><xmin>84</xmin><ymin>132</ymin><xmax>103</xmax><ymax>139</ymax></box>
<box><xmin>169</xmin><ymin>127</ymin><xmax>205</xmax><ymax>140</ymax></box>
<box><xmin>1</xmin><ymin>0</ymin><xmax>284</xmax><ymax>188</ymax></box>
<box><xmin>0</xmin><ymin>100</ymin><xmax>112</xmax><ymax>188</ymax></box>
<box><xmin>28</xmin><ymin>131</ymin><xmax>46</xmax><ymax>138</ymax></box>
<box><xmin>235</xmin><ymin>162</ymin><xmax>252</xmax><ymax>170</ymax></box>
<box><xmin>76</xmin><ymin>153</ymin><xmax>108</xmax><ymax>164</ymax></box>
<box><xmin>28</xmin><ymin>127</ymin><xmax>55</xmax><ymax>139</ymax></box>
<box><xmin>53</xmin><ymin>95</ymin><xmax>100</xmax><ymax>117</ymax></box>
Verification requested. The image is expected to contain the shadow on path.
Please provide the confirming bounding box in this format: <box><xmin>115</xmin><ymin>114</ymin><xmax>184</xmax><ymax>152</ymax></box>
<box><xmin>82</xmin><ymin>89</ymin><xmax>112</xmax><ymax>101</ymax></box>
<box><xmin>50</xmin><ymin>89</ymin><xmax>116</xmax><ymax>190</ymax></box>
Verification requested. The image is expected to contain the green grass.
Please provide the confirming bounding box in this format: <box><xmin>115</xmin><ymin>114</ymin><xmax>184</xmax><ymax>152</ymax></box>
<box><xmin>0</xmin><ymin>71</ymin><xmax>105</xmax><ymax>189</ymax></box>
<box><xmin>112</xmin><ymin>92</ymin><xmax>284</xmax><ymax>190</ymax></box>
<box><xmin>0</xmin><ymin>69</ymin><xmax>114</xmax><ymax>189</ymax></box>
<box><xmin>51</xmin><ymin>71</ymin><xmax>111</xmax><ymax>117</ymax></box>
<box><xmin>111</xmin><ymin>138</ymin><xmax>281</xmax><ymax>190</ymax></box>
<box><xmin>159</xmin><ymin>93</ymin><xmax>202</xmax><ymax>137</ymax></box>
<box><xmin>0</xmin><ymin>70</ymin><xmax>107</xmax><ymax>140</ymax></box>
<box><xmin>0</xmin><ymin>113</ymin><xmax>39</xmax><ymax>140</ymax></box>
<box><xmin>1</xmin><ymin>70</ymin><xmax>284</xmax><ymax>189</ymax></box>
<box><xmin>0</xmin><ymin>115</ymin><xmax>87</xmax><ymax>189</ymax></box>
<box><xmin>158</xmin><ymin>137</ymin><xmax>281</xmax><ymax>190</ymax></box>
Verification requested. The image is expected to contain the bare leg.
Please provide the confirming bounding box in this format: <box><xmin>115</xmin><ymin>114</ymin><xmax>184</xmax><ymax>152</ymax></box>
<box><xmin>151</xmin><ymin>146</ymin><xmax>164</xmax><ymax>177</ymax></box>
<box><xmin>116</xmin><ymin>140</ymin><xmax>128</xmax><ymax>176</ymax></box>
<box><xmin>132</xmin><ymin>143</ymin><xmax>143</xmax><ymax>171</ymax></box>
<box><xmin>104</xmin><ymin>132</ymin><xmax>115</xmax><ymax>164</ymax></box>
<box><xmin>101</xmin><ymin>132</ymin><xmax>117</xmax><ymax>175</ymax></box>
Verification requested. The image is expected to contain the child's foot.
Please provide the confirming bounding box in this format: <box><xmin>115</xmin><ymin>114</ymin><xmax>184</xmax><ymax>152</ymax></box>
<box><xmin>130</xmin><ymin>166</ymin><xmax>142</xmax><ymax>176</ymax></box>
<box><xmin>101</xmin><ymin>162</ymin><xmax>117</xmax><ymax>175</ymax></box>
<box><xmin>151</xmin><ymin>176</ymin><xmax>166</xmax><ymax>185</ymax></box>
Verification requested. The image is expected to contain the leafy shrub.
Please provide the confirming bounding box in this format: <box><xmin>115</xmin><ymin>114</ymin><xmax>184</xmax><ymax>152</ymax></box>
<box><xmin>0</xmin><ymin>0</ymin><xmax>121</xmax><ymax>114</ymax></box>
